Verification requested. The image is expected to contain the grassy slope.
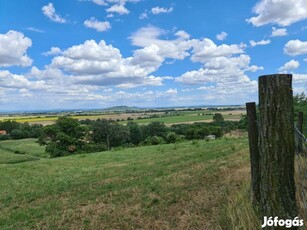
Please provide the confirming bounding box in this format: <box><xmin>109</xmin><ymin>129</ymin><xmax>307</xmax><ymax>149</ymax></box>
<box><xmin>0</xmin><ymin>138</ymin><xmax>252</xmax><ymax>229</ymax></box>
<box><xmin>0</xmin><ymin>139</ymin><xmax>47</xmax><ymax>158</ymax></box>
<box><xmin>0</xmin><ymin>148</ymin><xmax>39</xmax><ymax>164</ymax></box>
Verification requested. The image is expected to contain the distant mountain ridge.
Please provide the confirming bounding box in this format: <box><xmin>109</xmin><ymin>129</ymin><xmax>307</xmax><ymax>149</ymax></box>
<box><xmin>101</xmin><ymin>106</ymin><xmax>142</xmax><ymax>112</ymax></box>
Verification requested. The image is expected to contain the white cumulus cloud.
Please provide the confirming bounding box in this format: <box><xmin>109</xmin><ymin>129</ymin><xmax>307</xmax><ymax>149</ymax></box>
<box><xmin>216</xmin><ymin>31</ymin><xmax>228</xmax><ymax>41</ymax></box>
<box><xmin>249</xmin><ymin>39</ymin><xmax>271</xmax><ymax>47</ymax></box>
<box><xmin>106</xmin><ymin>4</ymin><xmax>129</xmax><ymax>15</ymax></box>
<box><xmin>284</xmin><ymin>40</ymin><xmax>307</xmax><ymax>56</ymax></box>
<box><xmin>42</xmin><ymin>3</ymin><xmax>66</xmax><ymax>23</ymax></box>
<box><xmin>247</xmin><ymin>0</ymin><xmax>307</xmax><ymax>27</ymax></box>
<box><xmin>278</xmin><ymin>60</ymin><xmax>300</xmax><ymax>72</ymax></box>
<box><xmin>42</xmin><ymin>47</ymin><xmax>62</xmax><ymax>56</ymax></box>
<box><xmin>0</xmin><ymin>31</ymin><xmax>32</xmax><ymax>67</ymax></box>
<box><xmin>84</xmin><ymin>17</ymin><xmax>111</xmax><ymax>32</ymax></box>
<box><xmin>271</xmin><ymin>27</ymin><xmax>287</xmax><ymax>37</ymax></box>
<box><xmin>49</xmin><ymin>39</ymin><xmax>164</xmax><ymax>88</ymax></box>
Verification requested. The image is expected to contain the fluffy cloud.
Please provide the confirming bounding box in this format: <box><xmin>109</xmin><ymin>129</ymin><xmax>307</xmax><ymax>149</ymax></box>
<box><xmin>130</xmin><ymin>26</ymin><xmax>193</xmax><ymax>60</ymax></box>
<box><xmin>84</xmin><ymin>17</ymin><xmax>111</xmax><ymax>32</ymax></box>
<box><xmin>176</xmin><ymin>55</ymin><xmax>257</xmax><ymax>84</ymax></box>
<box><xmin>216</xmin><ymin>31</ymin><xmax>228</xmax><ymax>41</ymax></box>
<box><xmin>249</xmin><ymin>39</ymin><xmax>271</xmax><ymax>47</ymax></box>
<box><xmin>130</xmin><ymin>26</ymin><xmax>261</xmax><ymax>102</ymax></box>
<box><xmin>0</xmin><ymin>25</ymin><xmax>266</xmax><ymax>109</ymax></box>
<box><xmin>278</xmin><ymin>60</ymin><xmax>300</xmax><ymax>72</ymax></box>
<box><xmin>191</xmin><ymin>38</ymin><xmax>244</xmax><ymax>62</ymax></box>
<box><xmin>284</xmin><ymin>40</ymin><xmax>307</xmax><ymax>56</ymax></box>
<box><xmin>0</xmin><ymin>31</ymin><xmax>32</xmax><ymax>67</ymax></box>
<box><xmin>0</xmin><ymin>70</ymin><xmax>46</xmax><ymax>90</ymax></box>
<box><xmin>42</xmin><ymin>47</ymin><xmax>62</xmax><ymax>56</ymax></box>
<box><xmin>151</xmin><ymin>7</ymin><xmax>173</xmax><ymax>15</ymax></box>
<box><xmin>247</xmin><ymin>0</ymin><xmax>307</xmax><ymax>27</ymax></box>
<box><xmin>42</xmin><ymin>3</ymin><xmax>66</xmax><ymax>23</ymax></box>
<box><xmin>91</xmin><ymin>0</ymin><xmax>107</xmax><ymax>6</ymax></box>
<box><xmin>51</xmin><ymin>40</ymin><xmax>122</xmax><ymax>75</ymax></box>
<box><xmin>176</xmin><ymin>49</ymin><xmax>260</xmax><ymax>102</ymax></box>
<box><xmin>106</xmin><ymin>4</ymin><xmax>129</xmax><ymax>15</ymax></box>
<box><xmin>49</xmin><ymin>39</ymin><xmax>163</xmax><ymax>88</ymax></box>
<box><xmin>270</xmin><ymin>27</ymin><xmax>287</xmax><ymax>37</ymax></box>
<box><xmin>175</xmin><ymin>31</ymin><xmax>190</xmax><ymax>40</ymax></box>
<box><xmin>293</xmin><ymin>74</ymin><xmax>307</xmax><ymax>84</ymax></box>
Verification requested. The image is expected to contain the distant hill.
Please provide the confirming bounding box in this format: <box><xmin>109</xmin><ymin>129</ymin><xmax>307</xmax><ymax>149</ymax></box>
<box><xmin>102</xmin><ymin>106</ymin><xmax>143</xmax><ymax>112</ymax></box>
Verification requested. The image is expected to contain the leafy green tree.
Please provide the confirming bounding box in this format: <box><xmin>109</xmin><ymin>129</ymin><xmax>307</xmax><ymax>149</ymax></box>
<box><xmin>127</xmin><ymin>121</ymin><xmax>143</xmax><ymax>145</ymax></box>
<box><xmin>142</xmin><ymin>121</ymin><xmax>168</xmax><ymax>138</ymax></box>
<box><xmin>92</xmin><ymin>119</ymin><xmax>129</xmax><ymax>150</ymax></box>
<box><xmin>213</xmin><ymin>113</ymin><xmax>224</xmax><ymax>123</ymax></box>
<box><xmin>39</xmin><ymin>117</ymin><xmax>86</xmax><ymax>157</ymax></box>
<box><xmin>10</xmin><ymin>129</ymin><xmax>27</xmax><ymax>139</ymax></box>
<box><xmin>0</xmin><ymin>120</ymin><xmax>20</xmax><ymax>134</ymax></box>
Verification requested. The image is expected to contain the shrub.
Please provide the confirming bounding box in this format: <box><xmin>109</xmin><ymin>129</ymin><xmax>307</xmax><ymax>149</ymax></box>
<box><xmin>166</xmin><ymin>132</ymin><xmax>178</xmax><ymax>143</ymax></box>
<box><xmin>82</xmin><ymin>143</ymin><xmax>107</xmax><ymax>153</ymax></box>
<box><xmin>141</xmin><ymin>136</ymin><xmax>164</xmax><ymax>146</ymax></box>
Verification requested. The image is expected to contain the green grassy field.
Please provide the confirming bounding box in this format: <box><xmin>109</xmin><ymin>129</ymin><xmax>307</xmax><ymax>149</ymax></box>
<box><xmin>0</xmin><ymin>139</ymin><xmax>48</xmax><ymax>158</ymax></box>
<box><xmin>0</xmin><ymin>148</ymin><xmax>39</xmax><ymax>164</ymax></box>
<box><xmin>0</xmin><ymin>137</ymin><xmax>254</xmax><ymax>229</ymax></box>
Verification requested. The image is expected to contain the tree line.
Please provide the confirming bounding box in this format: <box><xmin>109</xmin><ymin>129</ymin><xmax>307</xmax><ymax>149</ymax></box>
<box><xmin>37</xmin><ymin>114</ymin><xmax>247</xmax><ymax>157</ymax></box>
<box><xmin>0</xmin><ymin>120</ymin><xmax>42</xmax><ymax>140</ymax></box>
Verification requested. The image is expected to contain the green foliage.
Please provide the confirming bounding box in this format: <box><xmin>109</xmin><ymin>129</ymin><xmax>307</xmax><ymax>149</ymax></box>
<box><xmin>0</xmin><ymin>134</ymin><xmax>10</xmax><ymax>141</ymax></box>
<box><xmin>0</xmin><ymin>121</ymin><xmax>43</xmax><ymax>139</ymax></box>
<box><xmin>92</xmin><ymin>119</ymin><xmax>130</xmax><ymax>150</ymax></box>
<box><xmin>0</xmin><ymin>120</ymin><xmax>19</xmax><ymax>134</ymax></box>
<box><xmin>141</xmin><ymin>136</ymin><xmax>165</xmax><ymax>146</ymax></box>
<box><xmin>213</xmin><ymin>113</ymin><xmax>224</xmax><ymax>122</ymax></box>
<box><xmin>37</xmin><ymin>114</ymin><xmax>248</xmax><ymax>157</ymax></box>
<box><xmin>40</xmin><ymin>117</ymin><xmax>86</xmax><ymax>157</ymax></box>
<box><xmin>142</xmin><ymin>121</ymin><xmax>168</xmax><ymax>138</ymax></box>
<box><xmin>166</xmin><ymin>132</ymin><xmax>179</xmax><ymax>143</ymax></box>
<box><xmin>127</xmin><ymin>121</ymin><xmax>143</xmax><ymax>145</ymax></box>
<box><xmin>294</xmin><ymin>92</ymin><xmax>307</xmax><ymax>134</ymax></box>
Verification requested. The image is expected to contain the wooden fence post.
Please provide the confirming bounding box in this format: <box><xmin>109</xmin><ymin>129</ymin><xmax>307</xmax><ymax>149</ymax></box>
<box><xmin>297</xmin><ymin>112</ymin><xmax>303</xmax><ymax>153</ymax></box>
<box><xmin>246</xmin><ymin>102</ymin><xmax>260</xmax><ymax>205</ymax></box>
<box><xmin>258</xmin><ymin>74</ymin><xmax>297</xmax><ymax>220</ymax></box>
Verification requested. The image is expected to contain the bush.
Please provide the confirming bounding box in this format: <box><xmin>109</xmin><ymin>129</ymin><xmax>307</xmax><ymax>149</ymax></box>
<box><xmin>166</xmin><ymin>132</ymin><xmax>178</xmax><ymax>143</ymax></box>
<box><xmin>141</xmin><ymin>136</ymin><xmax>165</xmax><ymax>146</ymax></box>
<box><xmin>46</xmin><ymin>142</ymin><xmax>67</xmax><ymax>158</ymax></box>
<box><xmin>213</xmin><ymin>113</ymin><xmax>224</xmax><ymax>123</ymax></box>
<box><xmin>0</xmin><ymin>135</ymin><xmax>10</xmax><ymax>141</ymax></box>
<box><xmin>82</xmin><ymin>143</ymin><xmax>107</xmax><ymax>153</ymax></box>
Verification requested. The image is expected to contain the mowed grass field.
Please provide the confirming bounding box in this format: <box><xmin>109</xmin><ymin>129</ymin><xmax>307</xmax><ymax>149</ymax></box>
<box><xmin>0</xmin><ymin>137</ymin><xmax>254</xmax><ymax>229</ymax></box>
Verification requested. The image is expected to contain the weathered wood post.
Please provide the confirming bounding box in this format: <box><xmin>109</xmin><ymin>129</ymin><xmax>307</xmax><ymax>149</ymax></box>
<box><xmin>258</xmin><ymin>74</ymin><xmax>297</xmax><ymax>222</ymax></box>
<box><xmin>297</xmin><ymin>112</ymin><xmax>303</xmax><ymax>153</ymax></box>
<box><xmin>246</xmin><ymin>102</ymin><xmax>260</xmax><ymax>205</ymax></box>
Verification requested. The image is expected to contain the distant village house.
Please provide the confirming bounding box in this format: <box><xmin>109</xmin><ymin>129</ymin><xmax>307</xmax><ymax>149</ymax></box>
<box><xmin>0</xmin><ymin>130</ymin><xmax>7</xmax><ymax>135</ymax></box>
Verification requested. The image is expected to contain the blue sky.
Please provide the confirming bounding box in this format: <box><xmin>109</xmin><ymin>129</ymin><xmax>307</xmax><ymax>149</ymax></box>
<box><xmin>0</xmin><ymin>0</ymin><xmax>306</xmax><ymax>111</ymax></box>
